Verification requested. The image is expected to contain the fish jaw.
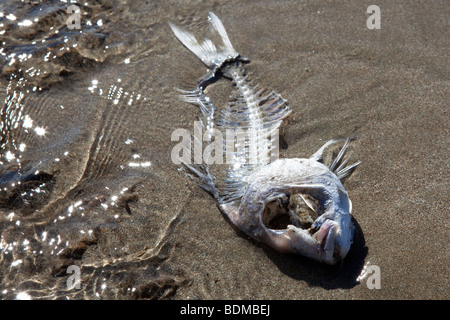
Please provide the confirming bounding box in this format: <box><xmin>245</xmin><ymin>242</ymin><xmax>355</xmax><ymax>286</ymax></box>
<box><xmin>282</xmin><ymin>212</ymin><xmax>353</xmax><ymax>264</ymax></box>
<box><xmin>229</xmin><ymin>158</ymin><xmax>354</xmax><ymax>265</ymax></box>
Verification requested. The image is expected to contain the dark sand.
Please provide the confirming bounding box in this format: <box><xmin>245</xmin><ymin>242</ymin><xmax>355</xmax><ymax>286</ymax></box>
<box><xmin>0</xmin><ymin>0</ymin><xmax>448</xmax><ymax>299</ymax></box>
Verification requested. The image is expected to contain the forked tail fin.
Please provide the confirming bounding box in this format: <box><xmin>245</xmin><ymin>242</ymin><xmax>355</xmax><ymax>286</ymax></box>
<box><xmin>169</xmin><ymin>12</ymin><xmax>240</xmax><ymax>69</ymax></box>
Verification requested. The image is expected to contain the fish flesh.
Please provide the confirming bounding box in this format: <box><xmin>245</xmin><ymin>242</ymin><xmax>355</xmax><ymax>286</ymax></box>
<box><xmin>169</xmin><ymin>12</ymin><xmax>360</xmax><ymax>264</ymax></box>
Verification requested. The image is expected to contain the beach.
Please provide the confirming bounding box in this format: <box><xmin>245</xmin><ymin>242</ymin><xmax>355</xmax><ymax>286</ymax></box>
<box><xmin>0</xmin><ymin>0</ymin><xmax>448</xmax><ymax>299</ymax></box>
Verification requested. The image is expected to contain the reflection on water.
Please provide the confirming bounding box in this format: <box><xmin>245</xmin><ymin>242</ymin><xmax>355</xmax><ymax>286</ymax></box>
<box><xmin>0</xmin><ymin>0</ymin><xmax>187</xmax><ymax>299</ymax></box>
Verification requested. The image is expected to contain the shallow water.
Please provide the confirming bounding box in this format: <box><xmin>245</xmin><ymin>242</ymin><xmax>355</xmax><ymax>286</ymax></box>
<box><xmin>0</xmin><ymin>0</ymin><xmax>448</xmax><ymax>299</ymax></box>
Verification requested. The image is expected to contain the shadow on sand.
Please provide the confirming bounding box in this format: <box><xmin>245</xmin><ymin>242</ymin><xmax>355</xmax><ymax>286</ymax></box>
<box><xmin>261</xmin><ymin>217</ymin><xmax>368</xmax><ymax>289</ymax></box>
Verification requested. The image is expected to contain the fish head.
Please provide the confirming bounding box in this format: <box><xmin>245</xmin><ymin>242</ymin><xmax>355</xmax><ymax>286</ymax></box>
<box><xmin>231</xmin><ymin>159</ymin><xmax>354</xmax><ymax>265</ymax></box>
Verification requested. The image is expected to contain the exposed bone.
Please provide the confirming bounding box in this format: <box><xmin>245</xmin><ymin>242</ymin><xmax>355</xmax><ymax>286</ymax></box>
<box><xmin>262</xmin><ymin>193</ymin><xmax>320</xmax><ymax>230</ymax></box>
<box><xmin>288</xmin><ymin>194</ymin><xmax>319</xmax><ymax>229</ymax></box>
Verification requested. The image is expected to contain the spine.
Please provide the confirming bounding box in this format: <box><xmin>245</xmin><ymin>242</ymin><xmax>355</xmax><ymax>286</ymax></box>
<box><xmin>228</xmin><ymin>65</ymin><xmax>268</xmax><ymax>166</ymax></box>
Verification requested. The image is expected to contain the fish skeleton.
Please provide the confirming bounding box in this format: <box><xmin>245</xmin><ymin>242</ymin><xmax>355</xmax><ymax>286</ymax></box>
<box><xmin>169</xmin><ymin>12</ymin><xmax>360</xmax><ymax>264</ymax></box>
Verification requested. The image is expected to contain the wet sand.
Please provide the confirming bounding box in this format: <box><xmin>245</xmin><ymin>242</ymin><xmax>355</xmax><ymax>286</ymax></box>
<box><xmin>0</xmin><ymin>0</ymin><xmax>448</xmax><ymax>299</ymax></box>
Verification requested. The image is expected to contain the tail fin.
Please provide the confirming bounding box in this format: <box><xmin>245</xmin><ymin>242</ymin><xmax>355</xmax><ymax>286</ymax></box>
<box><xmin>169</xmin><ymin>12</ymin><xmax>239</xmax><ymax>69</ymax></box>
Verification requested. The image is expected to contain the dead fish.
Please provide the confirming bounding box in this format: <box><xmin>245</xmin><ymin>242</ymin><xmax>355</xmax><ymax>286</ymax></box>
<box><xmin>169</xmin><ymin>12</ymin><xmax>360</xmax><ymax>264</ymax></box>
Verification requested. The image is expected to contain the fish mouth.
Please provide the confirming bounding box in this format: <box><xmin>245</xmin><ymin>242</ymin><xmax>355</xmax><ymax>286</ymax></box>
<box><xmin>261</xmin><ymin>192</ymin><xmax>336</xmax><ymax>250</ymax></box>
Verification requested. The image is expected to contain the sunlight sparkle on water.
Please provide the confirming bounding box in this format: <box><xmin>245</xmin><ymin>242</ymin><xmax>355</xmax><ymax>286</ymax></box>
<box><xmin>23</xmin><ymin>115</ymin><xmax>33</xmax><ymax>128</ymax></box>
<box><xmin>6</xmin><ymin>14</ymin><xmax>16</xmax><ymax>21</ymax></box>
<box><xmin>18</xmin><ymin>20</ymin><xmax>33</xmax><ymax>27</ymax></box>
<box><xmin>34</xmin><ymin>126</ymin><xmax>46</xmax><ymax>136</ymax></box>
<box><xmin>5</xmin><ymin>151</ymin><xmax>15</xmax><ymax>161</ymax></box>
<box><xmin>11</xmin><ymin>259</ymin><xmax>23</xmax><ymax>267</ymax></box>
<box><xmin>128</xmin><ymin>161</ymin><xmax>151</xmax><ymax>168</ymax></box>
<box><xmin>16</xmin><ymin>292</ymin><xmax>32</xmax><ymax>300</ymax></box>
